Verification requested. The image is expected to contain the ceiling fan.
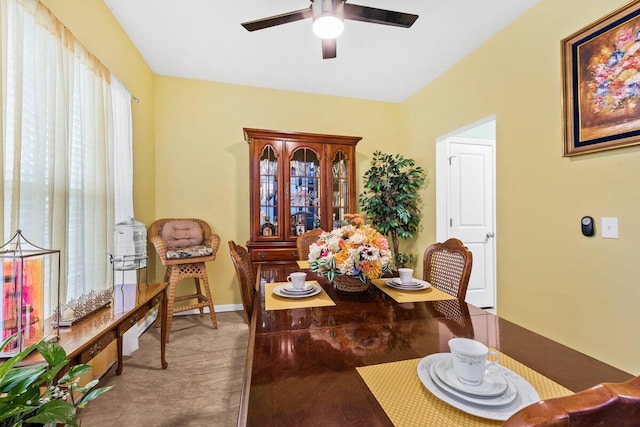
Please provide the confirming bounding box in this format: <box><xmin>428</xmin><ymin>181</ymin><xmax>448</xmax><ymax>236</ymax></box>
<box><xmin>241</xmin><ymin>0</ymin><xmax>419</xmax><ymax>59</ymax></box>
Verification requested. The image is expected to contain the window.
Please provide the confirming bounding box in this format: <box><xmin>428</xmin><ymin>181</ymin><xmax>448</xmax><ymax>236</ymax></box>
<box><xmin>1</xmin><ymin>0</ymin><xmax>133</xmax><ymax>313</ymax></box>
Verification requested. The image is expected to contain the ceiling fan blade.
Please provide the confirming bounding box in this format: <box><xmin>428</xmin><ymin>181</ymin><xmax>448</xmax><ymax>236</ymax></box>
<box><xmin>343</xmin><ymin>3</ymin><xmax>418</xmax><ymax>28</ymax></box>
<box><xmin>322</xmin><ymin>38</ymin><xmax>337</xmax><ymax>59</ymax></box>
<box><xmin>241</xmin><ymin>7</ymin><xmax>313</xmax><ymax>32</ymax></box>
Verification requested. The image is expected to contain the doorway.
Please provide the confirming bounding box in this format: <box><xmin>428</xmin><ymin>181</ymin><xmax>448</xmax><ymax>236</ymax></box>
<box><xmin>436</xmin><ymin>117</ymin><xmax>496</xmax><ymax>309</ymax></box>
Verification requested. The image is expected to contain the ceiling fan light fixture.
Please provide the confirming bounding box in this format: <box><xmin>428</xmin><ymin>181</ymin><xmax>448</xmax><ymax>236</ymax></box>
<box><xmin>311</xmin><ymin>0</ymin><xmax>345</xmax><ymax>39</ymax></box>
<box><xmin>313</xmin><ymin>15</ymin><xmax>344</xmax><ymax>39</ymax></box>
<box><xmin>240</xmin><ymin>0</ymin><xmax>418</xmax><ymax>58</ymax></box>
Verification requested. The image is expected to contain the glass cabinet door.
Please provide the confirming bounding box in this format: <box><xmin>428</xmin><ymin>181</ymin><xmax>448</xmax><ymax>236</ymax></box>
<box><xmin>331</xmin><ymin>150</ymin><xmax>349</xmax><ymax>230</ymax></box>
<box><xmin>245</xmin><ymin>128</ymin><xmax>360</xmax><ymax>264</ymax></box>
<box><xmin>289</xmin><ymin>148</ymin><xmax>321</xmax><ymax>237</ymax></box>
<box><xmin>259</xmin><ymin>145</ymin><xmax>279</xmax><ymax>238</ymax></box>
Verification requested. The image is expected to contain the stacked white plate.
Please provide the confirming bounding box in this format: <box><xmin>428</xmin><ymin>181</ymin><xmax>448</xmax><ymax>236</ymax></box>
<box><xmin>385</xmin><ymin>277</ymin><xmax>430</xmax><ymax>291</ymax></box>
<box><xmin>273</xmin><ymin>283</ymin><xmax>321</xmax><ymax>298</ymax></box>
<box><xmin>416</xmin><ymin>353</ymin><xmax>540</xmax><ymax>421</ymax></box>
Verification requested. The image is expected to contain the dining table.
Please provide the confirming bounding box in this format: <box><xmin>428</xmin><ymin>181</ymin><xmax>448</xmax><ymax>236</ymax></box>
<box><xmin>237</xmin><ymin>265</ymin><xmax>632</xmax><ymax>426</ymax></box>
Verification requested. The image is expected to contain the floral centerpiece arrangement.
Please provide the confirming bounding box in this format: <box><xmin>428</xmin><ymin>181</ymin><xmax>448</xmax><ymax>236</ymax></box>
<box><xmin>308</xmin><ymin>214</ymin><xmax>393</xmax><ymax>292</ymax></box>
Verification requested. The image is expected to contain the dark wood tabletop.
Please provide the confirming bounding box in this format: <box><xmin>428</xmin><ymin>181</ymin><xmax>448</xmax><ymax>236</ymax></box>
<box><xmin>238</xmin><ymin>268</ymin><xmax>632</xmax><ymax>427</ymax></box>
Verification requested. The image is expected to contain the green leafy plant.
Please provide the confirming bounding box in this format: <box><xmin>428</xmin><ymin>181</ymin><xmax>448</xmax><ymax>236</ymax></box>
<box><xmin>0</xmin><ymin>335</ymin><xmax>112</xmax><ymax>427</ymax></box>
<box><xmin>359</xmin><ymin>151</ymin><xmax>426</xmax><ymax>268</ymax></box>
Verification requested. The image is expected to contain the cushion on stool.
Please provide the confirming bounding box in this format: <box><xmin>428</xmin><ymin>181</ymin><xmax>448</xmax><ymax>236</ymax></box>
<box><xmin>166</xmin><ymin>245</ymin><xmax>214</xmax><ymax>259</ymax></box>
<box><xmin>161</xmin><ymin>220</ymin><xmax>204</xmax><ymax>248</ymax></box>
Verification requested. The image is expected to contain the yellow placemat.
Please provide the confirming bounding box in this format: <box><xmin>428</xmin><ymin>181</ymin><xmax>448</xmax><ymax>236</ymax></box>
<box><xmin>296</xmin><ymin>260</ymin><xmax>310</xmax><ymax>269</ymax></box>
<box><xmin>265</xmin><ymin>281</ymin><xmax>336</xmax><ymax>311</ymax></box>
<box><xmin>371</xmin><ymin>278</ymin><xmax>457</xmax><ymax>303</ymax></box>
<box><xmin>356</xmin><ymin>352</ymin><xmax>572</xmax><ymax>427</ymax></box>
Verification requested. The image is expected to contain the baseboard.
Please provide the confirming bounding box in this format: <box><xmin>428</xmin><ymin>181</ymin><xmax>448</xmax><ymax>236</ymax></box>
<box><xmin>123</xmin><ymin>306</ymin><xmax>158</xmax><ymax>356</ymax></box>
<box><xmin>173</xmin><ymin>303</ymin><xmax>243</xmax><ymax>316</ymax></box>
<box><xmin>138</xmin><ymin>306</ymin><xmax>159</xmax><ymax>329</ymax></box>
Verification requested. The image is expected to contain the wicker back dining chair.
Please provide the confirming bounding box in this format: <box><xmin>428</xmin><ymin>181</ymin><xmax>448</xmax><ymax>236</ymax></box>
<box><xmin>148</xmin><ymin>218</ymin><xmax>220</xmax><ymax>338</ymax></box>
<box><xmin>228</xmin><ymin>240</ymin><xmax>256</xmax><ymax>324</ymax></box>
<box><xmin>422</xmin><ymin>238</ymin><xmax>473</xmax><ymax>300</ymax></box>
<box><xmin>503</xmin><ymin>375</ymin><xmax>640</xmax><ymax>426</ymax></box>
<box><xmin>296</xmin><ymin>228</ymin><xmax>324</xmax><ymax>260</ymax></box>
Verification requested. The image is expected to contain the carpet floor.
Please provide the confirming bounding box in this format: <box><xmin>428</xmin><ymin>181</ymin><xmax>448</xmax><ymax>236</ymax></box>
<box><xmin>79</xmin><ymin>311</ymin><xmax>249</xmax><ymax>427</ymax></box>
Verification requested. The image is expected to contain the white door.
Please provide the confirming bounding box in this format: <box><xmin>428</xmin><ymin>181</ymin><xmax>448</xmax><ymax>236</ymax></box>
<box><xmin>446</xmin><ymin>138</ymin><xmax>496</xmax><ymax>308</ymax></box>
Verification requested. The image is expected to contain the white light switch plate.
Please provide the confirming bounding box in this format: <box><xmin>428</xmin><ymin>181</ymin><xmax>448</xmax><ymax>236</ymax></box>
<box><xmin>601</xmin><ymin>217</ymin><xmax>619</xmax><ymax>239</ymax></box>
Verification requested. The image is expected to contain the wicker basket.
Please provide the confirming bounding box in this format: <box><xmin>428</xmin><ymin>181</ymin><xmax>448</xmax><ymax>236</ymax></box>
<box><xmin>333</xmin><ymin>275</ymin><xmax>370</xmax><ymax>293</ymax></box>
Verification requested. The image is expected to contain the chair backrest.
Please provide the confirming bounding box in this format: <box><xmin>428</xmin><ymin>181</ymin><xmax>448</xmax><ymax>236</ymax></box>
<box><xmin>148</xmin><ymin>218</ymin><xmax>220</xmax><ymax>266</ymax></box>
<box><xmin>422</xmin><ymin>238</ymin><xmax>473</xmax><ymax>300</ymax></box>
<box><xmin>296</xmin><ymin>228</ymin><xmax>324</xmax><ymax>260</ymax></box>
<box><xmin>228</xmin><ymin>241</ymin><xmax>256</xmax><ymax>324</ymax></box>
<box><xmin>503</xmin><ymin>375</ymin><xmax>640</xmax><ymax>426</ymax></box>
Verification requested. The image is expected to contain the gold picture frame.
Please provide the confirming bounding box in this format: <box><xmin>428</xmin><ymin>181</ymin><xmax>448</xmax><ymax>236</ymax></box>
<box><xmin>562</xmin><ymin>2</ymin><xmax>640</xmax><ymax>156</ymax></box>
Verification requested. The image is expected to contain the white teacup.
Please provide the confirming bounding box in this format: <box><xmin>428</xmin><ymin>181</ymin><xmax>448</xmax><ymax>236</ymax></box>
<box><xmin>448</xmin><ymin>338</ymin><xmax>499</xmax><ymax>386</ymax></box>
<box><xmin>398</xmin><ymin>268</ymin><xmax>414</xmax><ymax>284</ymax></box>
<box><xmin>286</xmin><ymin>272</ymin><xmax>307</xmax><ymax>289</ymax></box>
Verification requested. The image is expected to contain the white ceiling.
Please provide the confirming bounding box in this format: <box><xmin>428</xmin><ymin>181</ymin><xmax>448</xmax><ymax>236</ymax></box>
<box><xmin>103</xmin><ymin>0</ymin><xmax>539</xmax><ymax>103</ymax></box>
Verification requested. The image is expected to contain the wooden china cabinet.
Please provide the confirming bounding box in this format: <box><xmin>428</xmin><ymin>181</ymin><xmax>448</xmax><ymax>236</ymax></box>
<box><xmin>243</xmin><ymin>128</ymin><xmax>361</xmax><ymax>278</ymax></box>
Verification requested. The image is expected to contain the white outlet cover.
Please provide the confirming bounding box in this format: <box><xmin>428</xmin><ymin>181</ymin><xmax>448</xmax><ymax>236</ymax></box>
<box><xmin>601</xmin><ymin>217</ymin><xmax>619</xmax><ymax>239</ymax></box>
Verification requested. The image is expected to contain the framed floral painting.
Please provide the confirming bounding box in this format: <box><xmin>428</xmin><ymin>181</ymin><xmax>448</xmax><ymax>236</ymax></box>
<box><xmin>562</xmin><ymin>2</ymin><xmax>640</xmax><ymax>156</ymax></box>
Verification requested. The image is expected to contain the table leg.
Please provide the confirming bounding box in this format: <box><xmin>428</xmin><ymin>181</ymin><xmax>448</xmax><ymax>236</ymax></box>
<box><xmin>116</xmin><ymin>333</ymin><xmax>124</xmax><ymax>375</ymax></box>
<box><xmin>161</xmin><ymin>287</ymin><xmax>168</xmax><ymax>369</ymax></box>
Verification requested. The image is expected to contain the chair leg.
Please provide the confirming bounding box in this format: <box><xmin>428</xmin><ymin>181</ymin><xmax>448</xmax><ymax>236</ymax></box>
<box><xmin>194</xmin><ymin>278</ymin><xmax>204</xmax><ymax>317</ymax></box>
<box><xmin>201</xmin><ymin>274</ymin><xmax>217</xmax><ymax>329</ymax></box>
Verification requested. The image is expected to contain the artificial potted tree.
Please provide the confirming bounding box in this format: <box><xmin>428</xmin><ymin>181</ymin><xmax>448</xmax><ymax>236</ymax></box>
<box><xmin>0</xmin><ymin>335</ymin><xmax>112</xmax><ymax>427</ymax></box>
<box><xmin>359</xmin><ymin>151</ymin><xmax>426</xmax><ymax>268</ymax></box>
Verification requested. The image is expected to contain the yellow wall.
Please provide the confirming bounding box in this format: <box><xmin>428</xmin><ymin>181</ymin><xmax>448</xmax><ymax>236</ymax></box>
<box><xmin>154</xmin><ymin>76</ymin><xmax>405</xmax><ymax>308</ymax></box>
<box><xmin>404</xmin><ymin>0</ymin><xmax>640</xmax><ymax>374</ymax></box>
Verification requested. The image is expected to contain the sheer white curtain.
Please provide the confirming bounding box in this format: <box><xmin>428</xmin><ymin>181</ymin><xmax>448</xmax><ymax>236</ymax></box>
<box><xmin>1</xmin><ymin>0</ymin><xmax>133</xmax><ymax>311</ymax></box>
<box><xmin>111</xmin><ymin>76</ymin><xmax>136</xmax><ymax>288</ymax></box>
<box><xmin>111</xmin><ymin>77</ymin><xmax>134</xmax><ymax>224</ymax></box>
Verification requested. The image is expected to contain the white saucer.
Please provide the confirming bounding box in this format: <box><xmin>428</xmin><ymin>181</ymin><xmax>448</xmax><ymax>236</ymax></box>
<box><xmin>273</xmin><ymin>284</ymin><xmax>321</xmax><ymax>299</ymax></box>
<box><xmin>390</xmin><ymin>277</ymin><xmax>423</xmax><ymax>286</ymax></box>
<box><xmin>282</xmin><ymin>284</ymin><xmax>315</xmax><ymax>294</ymax></box>
<box><xmin>385</xmin><ymin>278</ymin><xmax>430</xmax><ymax>291</ymax></box>
<box><xmin>429</xmin><ymin>363</ymin><xmax>517</xmax><ymax>406</ymax></box>
<box><xmin>434</xmin><ymin>357</ymin><xmax>508</xmax><ymax>397</ymax></box>
<box><xmin>417</xmin><ymin>353</ymin><xmax>540</xmax><ymax>421</ymax></box>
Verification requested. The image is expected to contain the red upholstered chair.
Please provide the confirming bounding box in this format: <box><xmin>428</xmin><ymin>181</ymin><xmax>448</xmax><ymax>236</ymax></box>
<box><xmin>422</xmin><ymin>238</ymin><xmax>473</xmax><ymax>300</ymax></box>
<box><xmin>149</xmin><ymin>218</ymin><xmax>220</xmax><ymax>338</ymax></box>
<box><xmin>503</xmin><ymin>375</ymin><xmax>640</xmax><ymax>426</ymax></box>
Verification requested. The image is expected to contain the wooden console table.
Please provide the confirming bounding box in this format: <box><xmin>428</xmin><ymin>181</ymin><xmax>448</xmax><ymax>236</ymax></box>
<box><xmin>21</xmin><ymin>282</ymin><xmax>169</xmax><ymax>374</ymax></box>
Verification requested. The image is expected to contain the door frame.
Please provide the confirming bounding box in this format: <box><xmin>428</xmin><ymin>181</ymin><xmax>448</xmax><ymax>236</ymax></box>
<box><xmin>435</xmin><ymin>115</ymin><xmax>497</xmax><ymax>307</ymax></box>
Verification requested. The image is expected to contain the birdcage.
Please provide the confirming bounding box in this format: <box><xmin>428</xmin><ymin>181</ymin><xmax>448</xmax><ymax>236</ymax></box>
<box><xmin>0</xmin><ymin>230</ymin><xmax>60</xmax><ymax>357</ymax></box>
